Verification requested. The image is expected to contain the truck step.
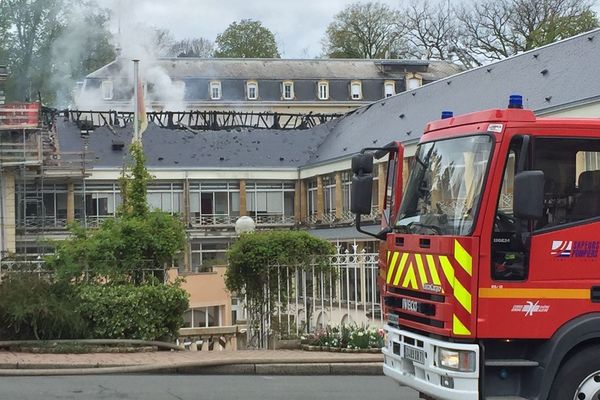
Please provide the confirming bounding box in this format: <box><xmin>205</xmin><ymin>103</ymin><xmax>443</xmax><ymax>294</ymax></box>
<box><xmin>486</xmin><ymin>397</ymin><xmax>528</xmax><ymax>400</ymax></box>
<box><xmin>484</xmin><ymin>359</ymin><xmax>539</xmax><ymax>367</ymax></box>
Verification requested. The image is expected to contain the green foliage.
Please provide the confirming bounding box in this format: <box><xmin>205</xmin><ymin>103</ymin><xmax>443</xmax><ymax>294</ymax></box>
<box><xmin>323</xmin><ymin>2</ymin><xmax>405</xmax><ymax>59</ymax></box>
<box><xmin>120</xmin><ymin>142</ymin><xmax>152</xmax><ymax>218</ymax></box>
<box><xmin>225</xmin><ymin>230</ymin><xmax>334</xmax><ymax>335</ymax></box>
<box><xmin>215</xmin><ymin>19</ymin><xmax>280</xmax><ymax>58</ymax></box>
<box><xmin>225</xmin><ymin>230</ymin><xmax>334</xmax><ymax>296</ymax></box>
<box><xmin>0</xmin><ymin>275</ymin><xmax>87</xmax><ymax>340</ymax></box>
<box><xmin>77</xmin><ymin>283</ymin><xmax>189</xmax><ymax>341</ymax></box>
<box><xmin>1</xmin><ymin>0</ymin><xmax>115</xmax><ymax>104</ymax></box>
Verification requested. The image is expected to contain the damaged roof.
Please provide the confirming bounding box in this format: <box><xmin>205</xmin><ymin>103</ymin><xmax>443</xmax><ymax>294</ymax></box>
<box><xmin>60</xmin><ymin>30</ymin><xmax>600</xmax><ymax>171</ymax></box>
<box><xmin>56</xmin><ymin>118</ymin><xmax>331</xmax><ymax>169</ymax></box>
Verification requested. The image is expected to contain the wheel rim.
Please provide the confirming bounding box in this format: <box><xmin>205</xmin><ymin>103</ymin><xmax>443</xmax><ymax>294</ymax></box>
<box><xmin>574</xmin><ymin>371</ymin><xmax>600</xmax><ymax>400</ymax></box>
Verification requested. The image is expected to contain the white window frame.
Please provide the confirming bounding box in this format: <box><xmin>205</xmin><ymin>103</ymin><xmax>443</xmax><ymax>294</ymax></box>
<box><xmin>210</xmin><ymin>81</ymin><xmax>221</xmax><ymax>100</ymax></box>
<box><xmin>406</xmin><ymin>73</ymin><xmax>423</xmax><ymax>90</ymax></box>
<box><xmin>350</xmin><ymin>80</ymin><xmax>362</xmax><ymax>100</ymax></box>
<box><xmin>101</xmin><ymin>80</ymin><xmax>113</xmax><ymax>100</ymax></box>
<box><xmin>318</xmin><ymin>81</ymin><xmax>329</xmax><ymax>100</ymax></box>
<box><xmin>282</xmin><ymin>81</ymin><xmax>294</xmax><ymax>100</ymax></box>
<box><xmin>246</xmin><ymin>81</ymin><xmax>258</xmax><ymax>100</ymax></box>
<box><xmin>384</xmin><ymin>80</ymin><xmax>395</xmax><ymax>98</ymax></box>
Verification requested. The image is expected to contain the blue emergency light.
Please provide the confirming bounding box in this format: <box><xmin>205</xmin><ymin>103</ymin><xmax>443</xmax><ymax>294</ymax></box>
<box><xmin>508</xmin><ymin>94</ymin><xmax>523</xmax><ymax>109</ymax></box>
<box><xmin>441</xmin><ymin>111</ymin><xmax>453</xmax><ymax>119</ymax></box>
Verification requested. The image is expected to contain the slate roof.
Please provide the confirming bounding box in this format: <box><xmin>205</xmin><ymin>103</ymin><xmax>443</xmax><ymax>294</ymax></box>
<box><xmin>87</xmin><ymin>58</ymin><xmax>462</xmax><ymax>81</ymax></box>
<box><xmin>310</xmin><ymin>30</ymin><xmax>600</xmax><ymax>164</ymax></box>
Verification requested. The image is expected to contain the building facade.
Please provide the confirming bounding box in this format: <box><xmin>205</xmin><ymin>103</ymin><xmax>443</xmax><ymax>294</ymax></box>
<box><xmin>2</xmin><ymin>30</ymin><xmax>600</xmax><ymax>333</ymax></box>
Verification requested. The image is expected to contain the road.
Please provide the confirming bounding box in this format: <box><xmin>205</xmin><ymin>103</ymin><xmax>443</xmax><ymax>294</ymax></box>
<box><xmin>0</xmin><ymin>375</ymin><xmax>420</xmax><ymax>400</ymax></box>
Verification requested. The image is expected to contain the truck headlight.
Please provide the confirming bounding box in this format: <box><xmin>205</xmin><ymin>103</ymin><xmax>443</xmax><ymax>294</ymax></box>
<box><xmin>437</xmin><ymin>347</ymin><xmax>476</xmax><ymax>372</ymax></box>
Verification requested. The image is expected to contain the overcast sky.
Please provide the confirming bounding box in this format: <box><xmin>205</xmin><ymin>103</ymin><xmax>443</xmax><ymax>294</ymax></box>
<box><xmin>100</xmin><ymin>0</ymin><xmax>403</xmax><ymax>58</ymax></box>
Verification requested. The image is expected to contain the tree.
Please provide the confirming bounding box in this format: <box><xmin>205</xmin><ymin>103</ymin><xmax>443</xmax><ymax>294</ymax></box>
<box><xmin>455</xmin><ymin>0</ymin><xmax>599</xmax><ymax>66</ymax></box>
<box><xmin>402</xmin><ymin>0</ymin><xmax>459</xmax><ymax>61</ymax></box>
<box><xmin>225</xmin><ymin>230</ymin><xmax>334</xmax><ymax>346</ymax></box>
<box><xmin>1</xmin><ymin>0</ymin><xmax>116</xmax><ymax>104</ymax></box>
<box><xmin>168</xmin><ymin>38</ymin><xmax>214</xmax><ymax>58</ymax></box>
<box><xmin>215</xmin><ymin>19</ymin><xmax>280</xmax><ymax>58</ymax></box>
<box><xmin>322</xmin><ymin>2</ymin><xmax>406</xmax><ymax>59</ymax></box>
<box><xmin>47</xmin><ymin>143</ymin><xmax>186</xmax><ymax>284</ymax></box>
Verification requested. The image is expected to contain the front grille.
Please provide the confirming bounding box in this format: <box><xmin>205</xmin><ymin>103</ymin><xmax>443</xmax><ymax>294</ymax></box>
<box><xmin>387</xmin><ymin>286</ymin><xmax>445</xmax><ymax>303</ymax></box>
<box><xmin>386</xmin><ymin>287</ymin><xmax>447</xmax><ymax>331</ymax></box>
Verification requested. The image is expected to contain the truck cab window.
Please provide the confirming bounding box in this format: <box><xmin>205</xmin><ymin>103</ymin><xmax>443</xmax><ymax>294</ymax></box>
<box><xmin>533</xmin><ymin>137</ymin><xmax>600</xmax><ymax>228</ymax></box>
<box><xmin>492</xmin><ymin>137</ymin><xmax>528</xmax><ymax>281</ymax></box>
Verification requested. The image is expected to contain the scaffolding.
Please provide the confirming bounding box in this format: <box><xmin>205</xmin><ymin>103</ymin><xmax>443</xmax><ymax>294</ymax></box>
<box><xmin>0</xmin><ymin>102</ymin><xmax>90</xmax><ymax>260</ymax></box>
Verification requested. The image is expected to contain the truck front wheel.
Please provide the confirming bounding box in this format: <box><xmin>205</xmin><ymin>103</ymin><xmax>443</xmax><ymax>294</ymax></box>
<box><xmin>549</xmin><ymin>346</ymin><xmax>600</xmax><ymax>400</ymax></box>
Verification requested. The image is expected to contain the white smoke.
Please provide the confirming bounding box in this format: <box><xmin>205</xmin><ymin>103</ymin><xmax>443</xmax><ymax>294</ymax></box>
<box><xmin>72</xmin><ymin>1</ymin><xmax>187</xmax><ymax>112</ymax></box>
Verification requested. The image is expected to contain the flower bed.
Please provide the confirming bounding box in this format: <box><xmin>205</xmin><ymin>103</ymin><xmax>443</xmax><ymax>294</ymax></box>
<box><xmin>301</xmin><ymin>324</ymin><xmax>384</xmax><ymax>353</ymax></box>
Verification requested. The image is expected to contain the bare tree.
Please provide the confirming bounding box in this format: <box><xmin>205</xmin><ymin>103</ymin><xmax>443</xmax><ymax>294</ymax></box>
<box><xmin>402</xmin><ymin>0</ymin><xmax>459</xmax><ymax>61</ymax></box>
<box><xmin>322</xmin><ymin>2</ymin><xmax>407</xmax><ymax>59</ymax></box>
<box><xmin>168</xmin><ymin>38</ymin><xmax>214</xmax><ymax>58</ymax></box>
<box><xmin>455</xmin><ymin>0</ymin><xmax>598</xmax><ymax>66</ymax></box>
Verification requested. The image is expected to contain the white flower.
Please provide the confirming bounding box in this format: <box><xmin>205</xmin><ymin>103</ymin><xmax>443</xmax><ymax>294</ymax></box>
<box><xmin>358</xmin><ymin>332</ymin><xmax>364</xmax><ymax>336</ymax></box>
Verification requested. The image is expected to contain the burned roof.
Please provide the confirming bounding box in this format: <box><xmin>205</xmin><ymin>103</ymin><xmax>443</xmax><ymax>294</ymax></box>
<box><xmin>56</xmin><ymin>118</ymin><xmax>332</xmax><ymax>169</ymax></box>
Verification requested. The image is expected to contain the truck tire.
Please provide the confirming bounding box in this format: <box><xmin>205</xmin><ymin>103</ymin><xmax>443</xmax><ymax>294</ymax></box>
<box><xmin>548</xmin><ymin>346</ymin><xmax>600</xmax><ymax>400</ymax></box>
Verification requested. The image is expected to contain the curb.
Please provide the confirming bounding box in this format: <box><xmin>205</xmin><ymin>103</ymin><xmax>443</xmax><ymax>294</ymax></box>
<box><xmin>0</xmin><ymin>358</ymin><xmax>383</xmax><ymax>376</ymax></box>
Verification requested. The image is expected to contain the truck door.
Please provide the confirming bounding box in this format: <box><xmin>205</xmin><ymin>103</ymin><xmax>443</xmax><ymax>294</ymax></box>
<box><xmin>481</xmin><ymin>134</ymin><xmax>600</xmax><ymax>338</ymax></box>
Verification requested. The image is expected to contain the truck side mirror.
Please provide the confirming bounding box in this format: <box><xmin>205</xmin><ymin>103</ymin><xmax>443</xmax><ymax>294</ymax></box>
<box><xmin>351</xmin><ymin>175</ymin><xmax>373</xmax><ymax>215</ymax></box>
<box><xmin>513</xmin><ymin>170</ymin><xmax>545</xmax><ymax>219</ymax></box>
<box><xmin>351</xmin><ymin>153</ymin><xmax>374</xmax><ymax>215</ymax></box>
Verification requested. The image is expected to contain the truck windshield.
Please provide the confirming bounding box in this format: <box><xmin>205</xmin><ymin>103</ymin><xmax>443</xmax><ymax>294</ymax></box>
<box><xmin>395</xmin><ymin>135</ymin><xmax>493</xmax><ymax>236</ymax></box>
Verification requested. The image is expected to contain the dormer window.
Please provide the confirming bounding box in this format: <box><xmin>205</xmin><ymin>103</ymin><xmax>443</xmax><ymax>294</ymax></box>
<box><xmin>101</xmin><ymin>80</ymin><xmax>113</xmax><ymax>100</ymax></box>
<box><xmin>406</xmin><ymin>73</ymin><xmax>422</xmax><ymax>90</ymax></box>
<box><xmin>318</xmin><ymin>81</ymin><xmax>329</xmax><ymax>100</ymax></box>
<box><xmin>282</xmin><ymin>81</ymin><xmax>294</xmax><ymax>100</ymax></box>
<box><xmin>350</xmin><ymin>81</ymin><xmax>362</xmax><ymax>100</ymax></box>
<box><xmin>210</xmin><ymin>81</ymin><xmax>221</xmax><ymax>100</ymax></box>
<box><xmin>246</xmin><ymin>81</ymin><xmax>258</xmax><ymax>100</ymax></box>
<box><xmin>384</xmin><ymin>81</ymin><xmax>395</xmax><ymax>98</ymax></box>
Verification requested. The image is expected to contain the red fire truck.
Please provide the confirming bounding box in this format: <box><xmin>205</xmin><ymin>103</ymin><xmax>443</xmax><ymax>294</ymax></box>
<box><xmin>351</xmin><ymin>95</ymin><xmax>600</xmax><ymax>400</ymax></box>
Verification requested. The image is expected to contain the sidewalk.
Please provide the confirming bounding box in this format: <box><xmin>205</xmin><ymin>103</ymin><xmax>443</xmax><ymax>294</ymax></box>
<box><xmin>0</xmin><ymin>350</ymin><xmax>384</xmax><ymax>376</ymax></box>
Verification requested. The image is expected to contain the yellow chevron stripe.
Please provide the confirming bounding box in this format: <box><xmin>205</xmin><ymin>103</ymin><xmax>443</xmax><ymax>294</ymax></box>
<box><xmin>387</xmin><ymin>250</ymin><xmax>392</xmax><ymax>264</ymax></box>
<box><xmin>393</xmin><ymin>253</ymin><xmax>409</xmax><ymax>286</ymax></box>
<box><xmin>414</xmin><ymin>254</ymin><xmax>428</xmax><ymax>285</ymax></box>
<box><xmin>439</xmin><ymin>256</ymin><xmax>455</xmax><ymax>288</ymax></box>
<box><xmin>386</xmin><ymin>252</ymin><xmax>399</xmax><ymax>284</ymax></box>
<box><xmin>453</xmin><ymin>279</ymin><xmax>472</xmax><ymax>313</ymax></box>
<box><xmin>402</xmin><ymin>262</ymin><xmax>418</xmax><ymax>289</ymax></box>
<box><xmin>454</xmin><ymin>240</ymin><xmax>473</xmax><ymax>276</ymax></box>
<box><xmin>425</xmin><ymin>254</ymin><xmax>441</xmax><ymax>285</ymax></box>
<box><xmin>453</xmin><ymin>314</ymin><xmax>471</xmax><ymax>335</ymax></box>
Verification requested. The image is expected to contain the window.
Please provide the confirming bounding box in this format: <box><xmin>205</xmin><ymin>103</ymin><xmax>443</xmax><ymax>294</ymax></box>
<box><xmin>246</xmin><ymin>181</ymin><xmax>295</xmax><ymax>224</ymax></box>
<box><xmin>147</xmin><ymin>182</ymin><xmax>183</xmax><ymax>214</ymax></box>
<box><xmin>210</xmin><ymin>81</ymin><xmax>221</xmax><ymax>100</ymax></box>
<box><xmin>282</xmin><ymin>81</ymin><xmax>294</xmax><ymax>100</ymax></box>
<box><xmin>406</xmin><ymin>73</ymin><xmax>422</xmax><ymax>90</ymax></box>
<box><xmin>190</xmin><ymin>240</ymin><xmax>229</xmax><ymax>272</ymax></box>
<box><xmin>101</xmin><ymin>80</ymin><xmax>113</xmax><ymax>100</ymax></box>
<box><xmin>384</xmin><ymin>81</ymin><xmax>395</xmax><ymax>98</ymax></box>
<box><xmin>246</xmin><ymin>81</ymin><xmax>258</xmax><ymax>100</ymax></box>
<box><xmin>318</xmin><ymin>81</ymin><xmax>329</xmax><ymax>100</ymax></box>
<box><xmin>350</xmin><ymin>81</ymin><xmax>362</xmax><ymax>100</ymax></box>
<box><xmin>323</xmin><ymin>175</ymin><xmax>336</xmax><ymax>216</ymax></box>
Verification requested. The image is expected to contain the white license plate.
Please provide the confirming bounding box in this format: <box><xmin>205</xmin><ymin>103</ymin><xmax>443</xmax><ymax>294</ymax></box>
<box><xmin>404</xmin><ymin>345</ymin><xmax>425</xmax><ymax>364</ymax></box>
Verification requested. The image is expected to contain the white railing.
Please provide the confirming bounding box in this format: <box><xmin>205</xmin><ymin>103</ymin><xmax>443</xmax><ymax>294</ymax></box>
<box><xmin>254</xmin><ymin>214</ymin><xmax>295</xmax><ymax>225</ymax></box>
<box><xmin>241</xmin><ymin>243</ymin><xmax>381</xmax><ymax>348</ymax></box>
<box><xmin>18</xmin><ymin>217</ymin><xmax>69</xmax><ymax>229</ymax></box>
<box><xmin>190</xmin><ymin>214</ymin><xmax>236</xmax><ymax>227</ymax></box>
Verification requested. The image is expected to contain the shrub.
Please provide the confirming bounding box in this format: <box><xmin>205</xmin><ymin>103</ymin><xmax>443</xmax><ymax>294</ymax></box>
<box><xmin>77</xmin><ymin>283</ymin><xmax>189</xmax><ymax>341</ymax></box>
<box><xmin>303</xmin><ymin>323</ymin><xmax>384</xmax><ymax>349</ymax></box>
<box><xmin>0</xmin><ymin>275</ymin><xmax>87</xmax><ymax>340</ymax></box>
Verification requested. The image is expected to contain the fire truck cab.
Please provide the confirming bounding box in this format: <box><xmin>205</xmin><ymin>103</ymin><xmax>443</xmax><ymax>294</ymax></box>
<box><xmin>351</xmin><ymin>95</ymin><xmax>600</xmax><ymax>400</ymax></box>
